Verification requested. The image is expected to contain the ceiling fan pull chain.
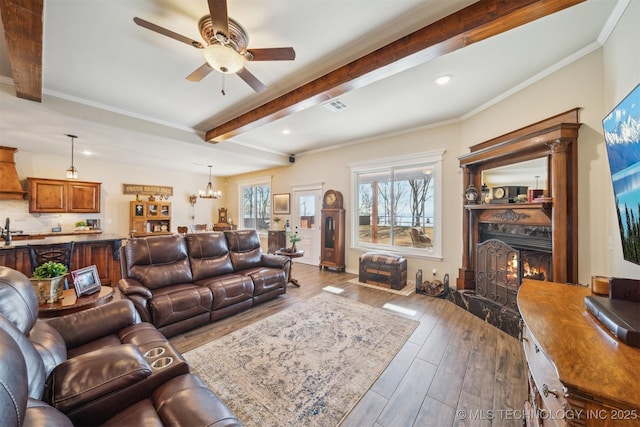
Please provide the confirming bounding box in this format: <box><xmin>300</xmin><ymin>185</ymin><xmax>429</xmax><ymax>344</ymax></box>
<box><xmin>221</xmin><ymin>74</ymin><xmax>226</xmax><ymax>96</ymax></box>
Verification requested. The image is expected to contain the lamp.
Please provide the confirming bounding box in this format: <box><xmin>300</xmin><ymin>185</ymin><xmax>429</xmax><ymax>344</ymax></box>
<box><xmin>199</xmin><ymin>165</ymin><xmax>222</xmax><ymax>199</ymax></box>
<box><xmin>203</xmin><ymin>44</ymin><xmax>246</xmax><ymax>74</ymax></box>
<box><xmin>65</xmin><ymin>134</ymin><xmax>78</xmax><ymax>180</ymax></box>
<box><xmin>189</xmin><ymin>195</ymin><xmax>197</xmax><ymax>205</ymax></box>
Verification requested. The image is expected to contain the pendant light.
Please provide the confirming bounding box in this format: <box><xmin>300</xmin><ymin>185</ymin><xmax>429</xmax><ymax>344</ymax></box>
<box><xmin>199</xmin><ymin>165</ymin><xmax>221</xmax><ymax>199</ymax></box>
<box><xmin>65</xmin><ymin>134</ymin><xmax>79</xmax><ymax>180</ymax></box>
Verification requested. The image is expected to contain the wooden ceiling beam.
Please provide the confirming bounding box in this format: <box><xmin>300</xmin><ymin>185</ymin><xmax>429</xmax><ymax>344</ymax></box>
<box><xmin>0</xmin><ymin>0</ymin><xmax>43</xmax><ymax>102</ymax></box>
<box><xmin>205</xmin><ymin>0</ymin><xmax>584</xmax><ymax>143</ymax></box>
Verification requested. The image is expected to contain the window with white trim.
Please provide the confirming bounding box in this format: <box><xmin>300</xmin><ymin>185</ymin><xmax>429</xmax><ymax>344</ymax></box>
<box><xmin>238</xmin><ymin>177</ymin><xmax>271</xmax><ymax>233</ymax></box>
<box><xmin>350</xmin><ymin>150</ymin><xmax>444</xmax><ymax>259</ymax></box>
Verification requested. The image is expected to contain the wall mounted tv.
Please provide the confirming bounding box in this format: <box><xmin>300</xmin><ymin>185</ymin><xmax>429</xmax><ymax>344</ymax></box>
<box><xmin>603</xmin><ymin>83</ymin><xmax>640</xmax><ymax>265</ymax></box>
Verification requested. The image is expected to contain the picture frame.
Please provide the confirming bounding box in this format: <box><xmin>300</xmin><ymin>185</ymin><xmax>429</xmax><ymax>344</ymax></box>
<box><xmin>134</xmin><ymin>204</ymin><xmax>144</xmax><ymax>216</ymax></box>
<box><xmin>273</xmin><ymin>193</ymin><xmax>290</xmax><ymax>215</ymax></box>
<box><xmin>71</xmin><ymin>265</ymin><xmax>101</xmax><ymax>297</ymax></box>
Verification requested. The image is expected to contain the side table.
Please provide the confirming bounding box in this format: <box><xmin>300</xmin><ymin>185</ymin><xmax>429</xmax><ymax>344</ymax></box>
<box><xmin>275</xmin><ymin>249</ymin><xmax>304</xmax><ymax>287</ymax></box>
<box><xmin>38</xmin><ymin>286</ymin><xmax>114</xmax><ymax>318</ymax></box>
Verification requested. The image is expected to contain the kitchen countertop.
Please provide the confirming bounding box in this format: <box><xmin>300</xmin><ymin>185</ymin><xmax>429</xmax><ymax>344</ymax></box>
<box><xmin>1</xmin><ymin>233</ymin><xmax>128</xmax><ymax>250</ymax></box>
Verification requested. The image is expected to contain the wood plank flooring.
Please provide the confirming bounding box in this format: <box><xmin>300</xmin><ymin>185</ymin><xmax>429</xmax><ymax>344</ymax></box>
<box><xmin>169</xmin><ymin>264</ymin><xmax>528</xmax><ymax>427</ymax></box>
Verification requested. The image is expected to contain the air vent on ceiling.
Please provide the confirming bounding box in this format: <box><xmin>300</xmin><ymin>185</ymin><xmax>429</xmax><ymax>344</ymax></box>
<box><xmin>322</xmin><ymin>98</ymin><xmax>348</xmax><ymax>112</ymax></box>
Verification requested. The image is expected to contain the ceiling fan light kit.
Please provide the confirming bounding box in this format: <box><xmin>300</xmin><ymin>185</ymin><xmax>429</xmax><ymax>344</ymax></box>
<box><xmin>203</xmin><ymin>44</ymin><xmax>245</xmax><ymax>74</ymax></box>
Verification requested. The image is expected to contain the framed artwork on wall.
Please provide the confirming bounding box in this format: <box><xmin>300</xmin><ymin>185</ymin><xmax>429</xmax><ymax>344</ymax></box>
<box><xmin>273</xmin><ymin>193</ymin><xmax>290</xmax><ymax>215</ymax></box>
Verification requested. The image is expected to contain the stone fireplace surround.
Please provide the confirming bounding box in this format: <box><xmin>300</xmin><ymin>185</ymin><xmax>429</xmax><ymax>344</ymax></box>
<box><xmin>448</xmin><ymin>109</ymin><xmax>581</xmax><ymax>337</ymax></box>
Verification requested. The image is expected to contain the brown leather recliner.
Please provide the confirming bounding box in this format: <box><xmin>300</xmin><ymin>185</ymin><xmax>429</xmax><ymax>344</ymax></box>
<box><xmin>0</xmin><ymin>266</ymin><xmax>242</xmax><ymax>426</ymax></box>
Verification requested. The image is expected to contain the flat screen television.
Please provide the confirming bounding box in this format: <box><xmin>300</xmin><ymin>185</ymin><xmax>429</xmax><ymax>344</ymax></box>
<box><xmin>602</xmin><ymin>83</ymin><xmax>640</xmax><ymax>265</ymax></box>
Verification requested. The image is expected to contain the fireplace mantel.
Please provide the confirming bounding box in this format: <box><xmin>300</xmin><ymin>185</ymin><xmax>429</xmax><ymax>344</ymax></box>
<box><xmin>457</xmin><ymin>109</ymin><xmax>581</xmax><ymax>289</ymax></box>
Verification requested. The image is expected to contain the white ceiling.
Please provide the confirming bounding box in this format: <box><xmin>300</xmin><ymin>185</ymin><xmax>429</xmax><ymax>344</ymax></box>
<box><xmin>0</xmin><ymin>0</ymin><xmax>625</xmax><ymax>177</ymax></box>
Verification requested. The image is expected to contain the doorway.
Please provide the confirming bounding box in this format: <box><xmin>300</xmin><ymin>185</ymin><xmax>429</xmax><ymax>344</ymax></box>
<box><xmin>292</xmin><ymin>186</ymin><xmax>322</xmax><ymax>266</ymax></box>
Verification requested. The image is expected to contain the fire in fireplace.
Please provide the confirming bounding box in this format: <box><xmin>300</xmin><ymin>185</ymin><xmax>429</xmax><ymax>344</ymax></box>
<box><xmin>475</xmin><ymin>238</ymin><xmax>552</xmax><ymax>312</ymax></box>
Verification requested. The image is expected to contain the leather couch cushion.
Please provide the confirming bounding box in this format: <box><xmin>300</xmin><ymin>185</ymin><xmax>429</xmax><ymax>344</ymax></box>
<box><xmin>44</xmin><ymin>299</ymin><xmax>139</xmax><ymax>350</ymax></box>
<box><xmin>48</xmin><ymin>344</ymin><xmax>152</xmax><ymax>413</ymax></box>
<box><xmin>25</xmin><ymin>399</ymin><xmax>74</xmax><ymax>427</ymax></box>
<box><xmin>0</xmin><ymin>267</ymin><xmax>39</xmax><ymax>334</ymax></box>
<box><xmin>125</xmin><ymin>235</ymin><xmax>193</xmax><ymax>290</ymax></box>
<box><xmin>225</xmin><ymin>230</ymin><xmax>263</xmax><ymax>270</ymax></box>
<box><xmin>240</xmin><ymin>267</ymin><xmax>287</xmax><ymax>297</ymax></box>
<box><xmin>197</xmin><ymin>274</ymin><xmax>254</xmax><ymax>310</ymax></box>
<box><xmin>101</xmin><ymin>374</ymin><xmax>242</xmax><ymax>427</ymax></box>
<box><xmin>149</xmin><ymin>284</ymin><xmax>212</xmax><ymax>328</ymax></box>
<box><xmin>186</xmin><ymin>232</ymin><xmax>234</xmax><ymax>280</ymax></box>
<box><xmin>0</xmin><ymin>315</ymin><xmax>48</xmax><ymax>400</ymax></box>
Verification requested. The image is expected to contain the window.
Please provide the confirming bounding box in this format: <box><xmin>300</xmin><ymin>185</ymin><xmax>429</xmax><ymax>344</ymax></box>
<box><xmin>238</xmin><ymin>177</ymin><xmax>271</xmax><ymax>233</ymax></box>
<box><xmin>350</xmin><ymin>150</ymin><xmax>444</xmax><ymax>259</ymax></box>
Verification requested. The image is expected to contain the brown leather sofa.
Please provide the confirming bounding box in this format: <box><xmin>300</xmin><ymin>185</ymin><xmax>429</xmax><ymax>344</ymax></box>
<box><xmin>0</xmin><ymin>266</ymin><xmax>242</xmax><ymax>426</ymax></box>
<box><xmin>119</xmin><ymin>229</ymin><xmax>290</xmax><ymax>337</ymax></box>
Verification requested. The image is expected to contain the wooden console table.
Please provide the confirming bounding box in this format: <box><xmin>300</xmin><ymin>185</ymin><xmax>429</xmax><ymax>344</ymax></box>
<box><xmin>518</xmin><ymin>279</ymin><xmax>640</xmax><ymax>426</ymax></box>
<box><xmin>38</xmin><ymin>286</ymin><xmax>114</xmax><ymax>318</ymax></box>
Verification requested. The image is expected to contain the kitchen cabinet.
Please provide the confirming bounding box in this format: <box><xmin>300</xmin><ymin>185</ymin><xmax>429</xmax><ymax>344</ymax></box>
<box><xmin>28</xmin><ymin>178</ymin><xmax>101</xmax><ymax>213</ymax></box>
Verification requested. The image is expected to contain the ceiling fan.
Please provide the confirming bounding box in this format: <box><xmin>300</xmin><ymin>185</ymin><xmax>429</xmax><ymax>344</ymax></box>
<box><xmin>134</xmin><ymin>0</ymin><xmax>295</xmax><ymax>93</ymax></box>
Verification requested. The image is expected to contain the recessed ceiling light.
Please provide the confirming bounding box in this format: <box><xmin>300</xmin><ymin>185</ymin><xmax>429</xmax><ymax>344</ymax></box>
<box><xmin>282</xmin><ymin>129</ymin><xmax>291</xmax><ymax>135</ymax></box>
<box><xmin>435</xmin><ymin>74</ymin><xmax>452</xmax><ymax>85</ymax></box>
<box><xmin>82</xmin><ymin>150</ymin><xmax>93</xmax><ymax>156</ymax></box>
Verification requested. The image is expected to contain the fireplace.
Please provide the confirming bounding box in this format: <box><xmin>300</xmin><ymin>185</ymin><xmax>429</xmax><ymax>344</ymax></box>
<box><xmin>452</xmin><ymin>110</ymin><xmax>581</xmax><ymax>337</ymax></box>
<box><xmin>475</xmin><ymin>235</ymin><xmax>552</xmax><ymax>313</ymax></box>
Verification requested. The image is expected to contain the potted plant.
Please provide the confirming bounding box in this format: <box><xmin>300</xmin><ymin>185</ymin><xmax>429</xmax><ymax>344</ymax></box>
<box><xmin>30</xmin><ymin>261</ymin><xmax>68</xmax><ymax>304</ymax></box>
<box><xmin>289</xmin><ymin>231</ymin><xmax>302</xmax><ymax>252</ymax></box>
<box><xmin>75</xmin><ymin>221</ymin><xmax>88</xmax><ymax>231</ymax></box>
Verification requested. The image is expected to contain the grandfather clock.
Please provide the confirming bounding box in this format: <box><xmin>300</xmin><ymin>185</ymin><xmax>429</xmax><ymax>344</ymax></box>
<box><xmin>320</xmin><ymin>190</ymin><xmax>345</xmax><ymax>272</ymax></box>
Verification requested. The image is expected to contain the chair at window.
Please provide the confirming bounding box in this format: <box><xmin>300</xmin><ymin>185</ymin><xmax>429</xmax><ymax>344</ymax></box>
<box><xmin>27</xmin><ymin>241</ymin><xmax>75</xmax><ymax>289</ymax></box>
<box><xmin>409</xmin><ymin>228</ymin><xmax>431</xmax><ymax>248</ymax></box>
<box><xmin>177</xmin><ymin>226</ymin><xmax>189</xmax><ymax>235</ymax></box>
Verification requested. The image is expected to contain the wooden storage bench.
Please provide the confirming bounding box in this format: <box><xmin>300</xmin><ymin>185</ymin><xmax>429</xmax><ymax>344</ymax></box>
<box><xmin>359</xmin><ymin>252</ymin><xmax>407</xmax><ymax>290</ymax></box>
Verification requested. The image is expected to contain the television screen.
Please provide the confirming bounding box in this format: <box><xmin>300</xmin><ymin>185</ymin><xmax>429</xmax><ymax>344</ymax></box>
<box><xmin>602</xmin><ymin>83</ymin><xmax>640</xmax><ymax>265</ymax></box>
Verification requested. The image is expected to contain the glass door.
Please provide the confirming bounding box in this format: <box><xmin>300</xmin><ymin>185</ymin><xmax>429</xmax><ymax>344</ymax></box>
<box><xmin>292</xmin><ymin>188</ymin><xmax>321</xmax><ymax>265</ymax></box>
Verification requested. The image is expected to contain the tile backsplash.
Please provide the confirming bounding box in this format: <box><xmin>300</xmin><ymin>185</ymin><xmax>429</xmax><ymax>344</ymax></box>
<box><xmin>1</xmin><ymin>200</ymin><xmax>101</xmax><ymax>234</ymax></box>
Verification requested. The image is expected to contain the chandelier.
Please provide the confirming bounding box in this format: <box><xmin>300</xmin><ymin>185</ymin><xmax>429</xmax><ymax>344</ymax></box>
<box><xmin>65</xmin><ymin>134</ymin><xmax>78</xmax><ymax>180</ymax></box>
<box><xmin>199</xmin><ymin>165</ymin><xmax>221</xmax><ymax>199</ymax></box>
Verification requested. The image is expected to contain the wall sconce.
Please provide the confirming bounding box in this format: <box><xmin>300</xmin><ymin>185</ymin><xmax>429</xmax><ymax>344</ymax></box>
<box><xmin>189</xmin><ymin>195</ymin><xmax>197</xmax><ymax>206</ymax></box>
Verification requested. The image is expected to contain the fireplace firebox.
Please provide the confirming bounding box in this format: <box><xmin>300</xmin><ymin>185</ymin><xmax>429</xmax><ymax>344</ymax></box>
<box><xmin>475</xmin><ymin>239</ymin><xmax>552</xmax><ymax>312</ymax></box>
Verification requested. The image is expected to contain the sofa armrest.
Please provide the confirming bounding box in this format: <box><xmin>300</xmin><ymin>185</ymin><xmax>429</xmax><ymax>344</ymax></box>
<box><xmin>118</xmin><ymin>278</ymin><xmax>153</xmax><ymax>322</ymax></box>
<box><xmin>43</xmin><ymin>299</ymin><xmax>140</xmax><ymax>350</ymax></box>
<box><xmin>262</xmin><ymin>253</ymin><xmax>290</xmax><ymax>270</ymax></box>
<box><xmin>46</xmin><ymin>344</ymin><xmax>152</xmax><ymax>414</ymax></box>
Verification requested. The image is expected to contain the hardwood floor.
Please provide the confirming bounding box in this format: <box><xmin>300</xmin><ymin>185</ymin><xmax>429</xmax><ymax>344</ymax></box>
<box><xmin>169</xmin><ymin>264</ymin><xmax>528</xmax><ymax>427</ymax></box>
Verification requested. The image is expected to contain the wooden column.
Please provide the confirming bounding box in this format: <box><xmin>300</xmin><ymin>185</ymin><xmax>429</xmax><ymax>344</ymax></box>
<box><xmin>457</xmin><ymin>166</ymin><xmax>475</xmax><ymax>289</ymax></box>
<box><xmin>548</xmin><ymin>139</ymin><xmax>570</xmax><ymax>283</ymax></box>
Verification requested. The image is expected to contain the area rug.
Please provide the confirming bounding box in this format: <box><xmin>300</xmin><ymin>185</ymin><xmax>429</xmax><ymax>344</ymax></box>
<box><xmin>347</xmin><ymin>277</ymin><xmax>415</xmax><ymax>296</ymax></box>
<box><xmin>184</xmin><ymin>292</ymin><xmax>418</xmax><ymax>427</ymax></box>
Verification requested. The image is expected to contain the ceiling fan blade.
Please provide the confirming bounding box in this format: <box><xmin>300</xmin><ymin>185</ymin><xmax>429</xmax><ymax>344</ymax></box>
<box><xmin>237</xmin><ymin>68</ymin><xmax>267</xmax><ymax>93</ymax></box>
<box><xmin>134</xmin><ymin>17</ymin><xmax>204</xmax><ymax>49</ymax></box>
<box><xmin>248</xmin><ymin>47</ymin><xmax>296</xmax><ymax>61</ymax></box>
<box><xmin>208</xmin><ymin>0</ymin><xmax>229</xmax><ymax>37</ymax></box>
<box><xmin>186</xmin><ymin>63</ymin><xmax>214</xmax><ymax>82</ymax></box>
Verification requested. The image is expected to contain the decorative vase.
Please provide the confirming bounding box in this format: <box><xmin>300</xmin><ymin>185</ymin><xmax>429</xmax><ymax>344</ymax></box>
<box><xmin>30</xmin><ymin>275</ymin><xmax>65</xmax><ymax>304</ymax></box>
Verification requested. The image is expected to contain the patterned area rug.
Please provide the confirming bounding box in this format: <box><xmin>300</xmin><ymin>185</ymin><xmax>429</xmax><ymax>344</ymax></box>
<box><xmin>184</xmin><ymin>292</ymin><xmax>418</xmax><ymax>427</ymax></box>
<box><xmin>347</xmin><ymin>278</ymin><xmax>415</xmax><ymax>296</ymax></box>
